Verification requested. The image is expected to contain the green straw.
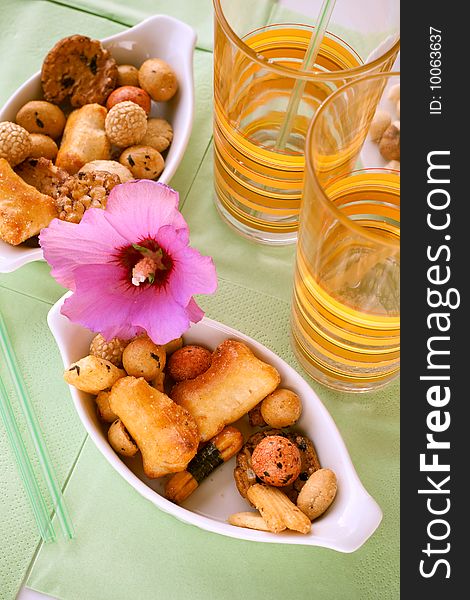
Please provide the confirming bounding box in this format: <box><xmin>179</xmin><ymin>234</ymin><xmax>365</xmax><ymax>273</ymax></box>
<box><xmin>0</xmin><ymin>311</ymin><xmax>74</xmax><ymax>540</ymax></box>
<box><xmin>0</xmin><ymin>375</ymin><xmax>56</xmax><ymax>543</ymax></box>
<box><xmin>275</xmin><ymin>0</ymin><xmax>337</xmax><ymax>150</ymax></box>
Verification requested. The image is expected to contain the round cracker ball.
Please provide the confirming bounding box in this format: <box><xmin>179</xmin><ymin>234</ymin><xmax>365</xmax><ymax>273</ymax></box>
<box><xmin>119</xmin><ymin>145</ymin><xmax>164</xmax><ymax>179</ymax></box>
<box><xmin>251</xmin><ymin>435</ymin><xmax>301</xmax><ymax>487</ymax></box>
<box><xmin>106</xmin><ymin>86</ymin><xmax>151</xmax><ymax>115</ymax></box>
<box><xmin>117</xmin><ymin>64</ymin><xmax>140</xmax><ymax>87</ymax></box>
<box><xmin>16</xmin><ymin>100</ymin><xmax>66</xmax><ymax>139</ymax></box>
<box><xmin>140</xmin><ymin>118</ymin><xmax>173</xmax><ymax>153</ymax></box>
<box><xmin>122</xmin><ymin>336</ymin><xmax>166</xmax><ymax>380</ymax></box>
<box><xmin>167</xmin><ymin>345</ymin><xmax>212</xmax><ymax>382</ymax></box>
<box><xmin>89</xmin><ymin>333</ymin><xmax>129</xmax><ymax>367</ymax></box>
<box><xmin>261</xmin><ymin>389</ymin><xmax>302</xmax><ymax>428</ymax></box>
<box><xmin>138</xmin><ymin>58</ymin><xmax>178</xmax><ymax>102</ymax></box>
<box><xmin>105</xmin><ymin>101</ymin><xmax>147</xmax><ymax>148</ymax></box>
<box><xmin>0</xmin><ymin>122</ymin><xmax>31</xmax><ymax>166</ymax></box>
<box><xmin>28</xmin><ymin>134</ymin><xmax>58</xmax><ymax>160</ymax></box>
<box><xmin>79</xmin><ymin>160</ymin><xmax>134</xmax><ymax>183</ymax></box>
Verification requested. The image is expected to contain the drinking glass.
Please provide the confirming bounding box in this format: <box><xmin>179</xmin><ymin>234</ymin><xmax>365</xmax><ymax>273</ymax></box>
<box><xmin>213</xmin><ymin>0</ymin><xmax>400</xmax><ymax>244</ymax></box>
<box><xmin>291</xmin><ymin>72</ymin><xmax>400</xmax><ymax>392</ymax></box>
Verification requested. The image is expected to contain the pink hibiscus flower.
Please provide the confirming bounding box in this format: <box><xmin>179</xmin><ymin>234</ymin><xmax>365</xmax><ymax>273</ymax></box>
<box><xmin>39</xmin><ymin>180</ymin><xmax>217</xmax><ymax>344</ymax></box>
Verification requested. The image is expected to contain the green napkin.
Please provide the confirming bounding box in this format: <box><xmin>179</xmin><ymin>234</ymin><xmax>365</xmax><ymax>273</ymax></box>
<box><xmin>0</xmin><ymin>1</ymin><xmax>399</xmax><ymax>598</ymax></box>
<box><xmin>26</xmin><ymin>279</ymin><xmax>399</xmax><ymax>600</ymax></box>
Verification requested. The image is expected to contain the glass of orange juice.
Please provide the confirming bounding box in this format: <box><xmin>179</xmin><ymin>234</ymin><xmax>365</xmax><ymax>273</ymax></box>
<box><xmin>213</xmin><ymin>0</ymin><xmax>400</xmax><ymax>244</ymax></box>
<box><xmin>291</xmin><ymin>72</ymin><xmax>400</xmax><ymax>392</ymax></box>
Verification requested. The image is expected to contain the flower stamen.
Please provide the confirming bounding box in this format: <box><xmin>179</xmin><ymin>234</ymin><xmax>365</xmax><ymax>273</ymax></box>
<box><xmin>132</xmin><ymin>256</ymin><xmax>157</xmax><ymax>286</ymax></box>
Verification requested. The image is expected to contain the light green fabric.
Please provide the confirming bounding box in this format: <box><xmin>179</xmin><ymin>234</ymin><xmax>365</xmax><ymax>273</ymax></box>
<box><xmin>0</xmin><ymin>1</ymin><xmax>399</xmax><ymax>598</ymax></box>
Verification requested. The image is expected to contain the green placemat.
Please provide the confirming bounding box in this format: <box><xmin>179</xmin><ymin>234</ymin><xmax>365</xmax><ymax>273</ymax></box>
<box><xmin>26</xmin><ymin>279</ymin><xmax>399</xmax><ymax>600</ymax></box>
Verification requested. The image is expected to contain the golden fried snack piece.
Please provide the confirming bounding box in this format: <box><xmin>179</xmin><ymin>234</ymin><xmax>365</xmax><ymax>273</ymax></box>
<box><xmin>0</xmin><ymin>158</ymin><xmax>57</xmax><ymax>245</ymax></box>
<box><xmin>171</xmin><ymin>340</ymin><xmax>280</xmax><ymax>442</ymax></box>
<box><xmin>109</xmin><ymin>377</ymin><xmax>199</xmax><ymax>478</ymax></box>
<box><xmin>56</xmin><ymin>104</ymin><xmax>110</xmax><ymax>174</ymax></box>
<box><xmin>64</xmin><ymin>355</ymin><xmax>125</xmax><ymax>394</ymax></box>
<box><xmin>15</xmin><ymin>157</ymin><xmax>69</xmax><ymax>199</ymax></box>
<box><xmin>165</xmin><ymin>426</ymin><xmax>243</xmax><ymax>504</ymax></box>
<box><xmin>296</xmin><ymin>469</ymin><xmax>337</xmax><ymax>521</ymax></box>
<box><xmin>108</xmin><ymin>419</ymin><xmax>139</xmax><ymax>457</ymax></box>
<box><xmin>95</xmin><ymin>390</ymin><xmax>118</xmax><ymax>423</ymax></box>
<box><xmin>228</xmin><ymin>511</ymin><xmax>273</xmax><ymax>532</ymax></box>
<box><xmin>261</xmin><ymin>389</ymin><xmax>302</xmax><ymax>428</ymax></box>
<box><xmin>247</xmin><ymin>484</ymin><xmax>311</xmax><ymax>534</ymax></box>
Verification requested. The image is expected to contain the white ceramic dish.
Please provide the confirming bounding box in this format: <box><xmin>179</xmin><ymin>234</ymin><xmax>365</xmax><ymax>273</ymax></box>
<box><xmin>48</xmin><ymin>293</ymin><xmax>382</xmax><ymax>552</ymax></box>
<box><xmin>0</xmin><ymin>15</ymin><xmax>196</xmax><ymax>273</ymax></box>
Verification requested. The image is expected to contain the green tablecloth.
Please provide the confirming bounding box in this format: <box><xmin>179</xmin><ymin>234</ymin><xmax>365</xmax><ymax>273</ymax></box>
<box><xmin>0</xmin><ymin>2</ymin><xmax>399</xmax><ymax>598</ymax></box>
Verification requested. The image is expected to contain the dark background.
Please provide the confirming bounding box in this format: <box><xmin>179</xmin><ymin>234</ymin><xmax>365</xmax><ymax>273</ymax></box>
<box><xmin>401</xmin><ymin>1</ymin><xmax>466</xmax><ymax>594</ymax></box>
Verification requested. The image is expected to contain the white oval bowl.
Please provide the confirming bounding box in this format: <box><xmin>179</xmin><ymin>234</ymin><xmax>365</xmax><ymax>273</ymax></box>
<box><xmin>0</xmin><ymin>15</ymin><xmax>196</xmax><ymax>273</ymax></box>
<box><xmin>48</xmin><ymin>293</ymin><xmax>382</xmax><ymax>552</ymax></box>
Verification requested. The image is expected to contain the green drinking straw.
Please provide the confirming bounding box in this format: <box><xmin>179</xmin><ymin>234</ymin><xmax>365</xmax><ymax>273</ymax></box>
<box><xmin>275</xmin><ymin>0</ymin><xmax>337</xmax><ymax>150</ymax></box>
<box><xmin>0</xmin><ymin>311</ymin><xmax>74</xmax><ymax>540</ymax></box>
<box><xmin>0</xmin><ymin>375</ymin><xmax>56</xmax><ymax>543</ymax></box>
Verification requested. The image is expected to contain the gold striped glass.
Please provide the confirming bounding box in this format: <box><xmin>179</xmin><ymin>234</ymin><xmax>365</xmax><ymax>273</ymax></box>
<box><xmin>213</xmin><ymin>0</ymin><xmax>400</xmax><ymax>244</ymax></box>
<box><xmin>291</xmin><ymin>72</ymin><xmax>400</xmax><ymax>392</ymax></box>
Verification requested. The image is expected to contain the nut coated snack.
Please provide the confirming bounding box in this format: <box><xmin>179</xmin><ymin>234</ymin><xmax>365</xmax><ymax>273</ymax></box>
<box><xmin>15</xmin><ymin>100</ymin><xmax>66</xmax><ymax>139</ymax></box>
<box><xmin>63</xmin><ymin>355</ymin><xmax>125</xmax><ymax>394</ymax></box>
<box><xmin>251</xmin><ymin>435</ymin><xmax>301</xmax><ymax>487</ymax></box>
<box><xmin>0</xmin><ymin>122</ymin><xmax>31</xmax><ymax>167</ymax></box>
<box><xmin>296</xmin><ymin>468</ymin><xmax>337</xmax><ymax>520</ymax></box>
<box><xmin>55</xmin><ymin>170</ymin><xmax>121</xmax><ymax>224</ymax></box>
<box><xmin>106</xmin><ymin>86</ymin><xmax>151</xmax><ymax>115</ymax></box>
<box><xmin>260</xmin><ymin>388</ymin><xmax>302</xmax><ymax>428</ymax></box>
<box><xmin>89</xmin><ymin>333</ymin><xmax>129</xmax><ymax>367</ymax></box>
<box><xmin>140</xmin><ymin>118</ymin><xmax>173</xmax><ymax>153</ymax></box>
<box><xmin>138</xmin><ymin>58</ymin><xmax>178</xmax><ymax>102</ymax></box>
<box><xmin>105</xmin><ymin>101</ymin><xmax>147</xmax><ymax>148</ymax></box>
<box><xmin>78</xmin><ymin>160</ymin><xmax>134</xmax><ymax>183</ymax></box>
<box><xmin>119</xmin><ymin>145</ymin><xmax>164</xmax><ymax>180</ymax></box>
<box><xmin>122</xmin><ymin>336</ymin><xmax>166</xmax><ymax>381</ymax></box>
<box><xmin>167</xmin><ymin>345</ymin><xmax>212</xmax><ymax>382</ymax></box>
<box><xmin>116</xmin><ymin>64</ymin><xmax>140</xmax><ymax>87</ymax></box>
<box><xmin>28</xmin><ymin>134</ymin><xmax>58</xmax><ymax>160</ymax></box>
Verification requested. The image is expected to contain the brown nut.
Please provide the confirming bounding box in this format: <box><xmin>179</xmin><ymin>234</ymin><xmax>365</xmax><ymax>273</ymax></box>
<box><xmin>28</xmin><ymin>134</ymin><xmax>58</xmax><ymax>160</ymax></box>
<box><xmin>167</xmin><ymin>345</ymin><xmax>212</xmax><ymax>382</ymax></box>
<box><xmin>119</xmin><ymin>145</ymin><xmax>164</xmax><ymax>179</ymax></box>
<box><xmin>117</xmin><ymin>64</ymin><xmax>140</xmax><ymax>87</ymax></box>
<box><xmin>251</xmin><ymin>435</ymin><xmax>301</xmax><ymax>487</ymax></box>
<box><xmin>16</xmin><ymin>100</ymin><xmax>66</xmax><ymax>139</ymax></box>
<box><xmin>95</xmin><ymin>390</ymin><xmax>118</xmax><ymax>423</ymax></box>
<box><xmin>296</xmin><ymin>468</ymin><xmax>337</xmax><ymax>520</ymax></box>
<box><xmin>260</xmin><ymin>389</ymin><xmax>302</xmax><ymax>428</ymax></box>
<box><xmin>106</xmin><ymin>86</ymin><xmax>151</xmax><ymax>115</ymax></box>
<box><xmin>138</xmin><ymin>58</ymin><xmax>178</xmax><ymax>102</ymax></box>
<box><xmin>122</xmin><ymin>336</ymin><xmax>166</xmax><ymax>380</ymax></box>
<box><xmin>379</xmin><ymin>121</ymin><xmax>400</xmax><ymax>161</ymax></box>
<box><xmin>108</xmin><ymin>419</ymin><xmax>139</xmax><ymax>457</ymax></box>
<box><xmin>140</xmin><ymin>118</ymin><xmax>173</xmax><ymax>153</ymax></box>
<box><xmin>0</xmin><ymin>122</ymin><xmax>31</xmax><ymax>166</ymax></box>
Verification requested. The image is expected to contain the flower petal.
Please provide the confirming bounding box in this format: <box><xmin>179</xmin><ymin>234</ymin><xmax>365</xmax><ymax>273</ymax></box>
<box><xmin>156</xmin><ymin>226</ymin><xmax>218</xmax><ymax>307</ymax></box>
<box><xmin>40</xmin><ymin>211</ymin><xmax>129</xmax><ymax>289</ymax></box>
<box><xmin>61</xmin><ymin>264</ymin><xmax>141</xmax><ymax>340</ymax></box>
<box><xmin>104</xmin><ymin>181</ymin><xmax>189</xmax><ymax>244</ymax></box>
<box><xmin>186</xmin><ymin>297</ymin><xmax>205</xmax><ymax>322</ymax></box>
<box><xmin>125</xmin><ymin>285</ymin><xmax>192</xmax><ymax>344</ymax></box>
